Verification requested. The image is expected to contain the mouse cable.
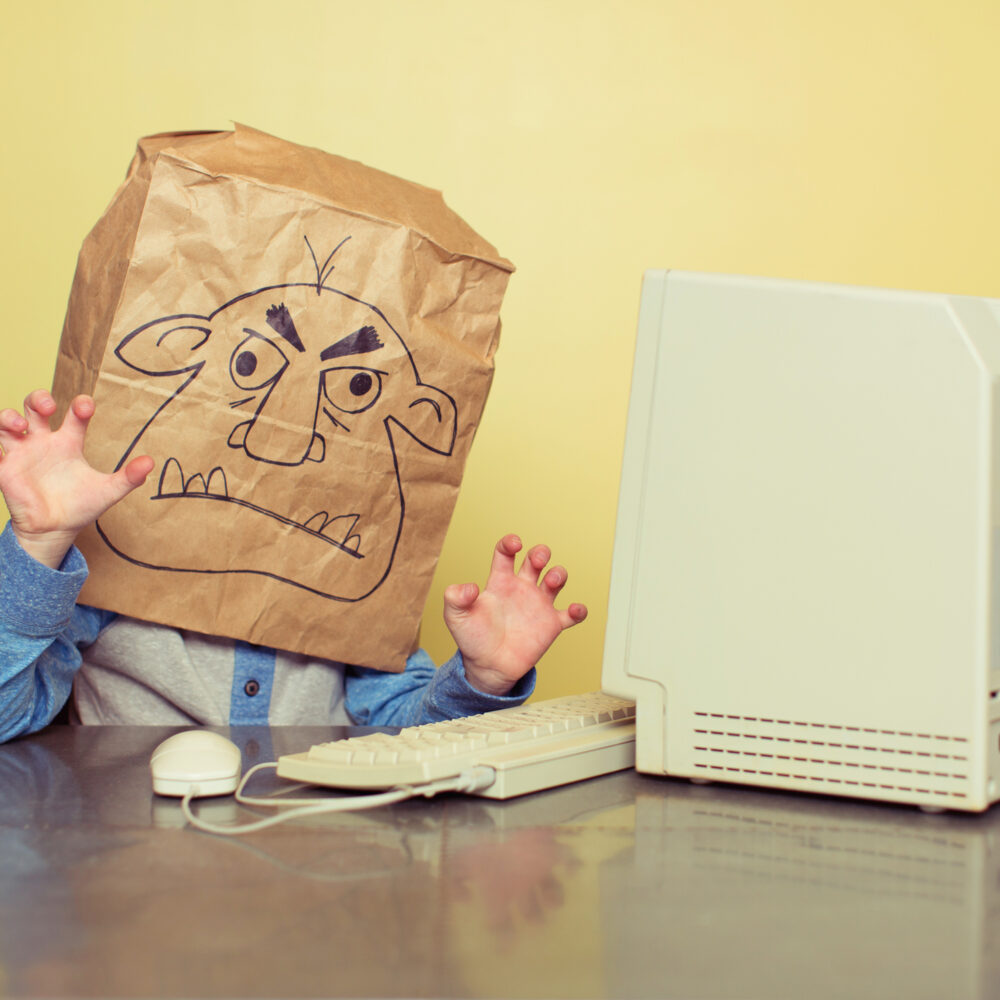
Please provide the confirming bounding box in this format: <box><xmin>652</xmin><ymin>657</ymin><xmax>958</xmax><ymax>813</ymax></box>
<box><xmin>180</xmin><ymin>762</ymin><xmax>498</xmax><ymax>836</ymax></box>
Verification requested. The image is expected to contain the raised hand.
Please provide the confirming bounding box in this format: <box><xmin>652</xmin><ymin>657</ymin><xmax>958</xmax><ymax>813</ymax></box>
<box><xmin>443</xmin><ymin>534</ymin><xmax>587</xmax><ymax>695</ymax></box>
<box><xmin>0</xmin><ymin>390</ymin><xmax>153</xmax><ymax>569</ymax></box>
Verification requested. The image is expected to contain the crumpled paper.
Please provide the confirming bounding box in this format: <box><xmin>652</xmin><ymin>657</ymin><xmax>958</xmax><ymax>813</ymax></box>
<box><xmin>52</xmin><ymin>125</ymin><xmax>513</xmax><ymax>669</ymax></box>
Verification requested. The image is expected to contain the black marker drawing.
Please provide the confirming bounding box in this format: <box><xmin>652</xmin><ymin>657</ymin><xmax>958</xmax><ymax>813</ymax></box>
<box><xmin>97</xmin><ymin>237</ymin><xmax>458</xmax><ymax>601</ymax></box>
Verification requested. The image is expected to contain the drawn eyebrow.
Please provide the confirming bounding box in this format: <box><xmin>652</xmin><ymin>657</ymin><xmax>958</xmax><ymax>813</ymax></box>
<box><xmin>320</xmin><ymin>325</ymin><xmax>384</xmax><ymax>362</ymax></box>
<box><xmin>266</xmin><ymin>303</ymin><xmax>305</xmax><ymax>353</ymax></box>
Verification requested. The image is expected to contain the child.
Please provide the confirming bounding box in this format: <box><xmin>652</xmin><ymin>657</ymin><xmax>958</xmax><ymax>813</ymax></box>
<box><xmin>0</xmin><ymin>390</ymin><xmax>587</xmax><ymax>743</ymax></box>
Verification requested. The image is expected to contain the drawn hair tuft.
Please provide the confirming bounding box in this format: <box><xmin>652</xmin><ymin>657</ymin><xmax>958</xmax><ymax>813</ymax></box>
<box><xmin>304</xmin><ymin>234</ymin><xmax>351</xmax><ymax>294</ymax></box>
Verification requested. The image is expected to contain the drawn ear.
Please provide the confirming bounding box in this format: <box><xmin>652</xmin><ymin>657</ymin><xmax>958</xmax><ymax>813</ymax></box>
<box><xmin>115</xmin><ymin>316</ymin><xmax>212</xmax><ymax>376</ymax></box>
<box><xmin>390</xmin><ymin>384</ymin><xmax>458</xmax><ymax>456</ymax></box>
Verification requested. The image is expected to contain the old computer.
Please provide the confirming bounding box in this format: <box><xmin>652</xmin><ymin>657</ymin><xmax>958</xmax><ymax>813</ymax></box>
<box><xmin>602</xmin><ymin>270</ymin><xmax>1000</xmax><ymax>812</ymax></box>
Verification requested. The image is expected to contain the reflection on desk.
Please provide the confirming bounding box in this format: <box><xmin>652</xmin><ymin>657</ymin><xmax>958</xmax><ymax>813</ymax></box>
<box><xmin>0</xmin><ymin>724</ymin><xmax>997</xmax><ymax>999</ymax></box>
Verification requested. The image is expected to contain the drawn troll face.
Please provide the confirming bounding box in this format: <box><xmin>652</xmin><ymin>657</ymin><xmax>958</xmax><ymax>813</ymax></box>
<box><xmin>98</xmin><ymin>280</ymin><xmax>457</xmax><ymax>601</ymax></box>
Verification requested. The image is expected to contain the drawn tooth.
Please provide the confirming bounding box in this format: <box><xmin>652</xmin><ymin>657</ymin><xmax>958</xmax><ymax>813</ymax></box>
<box><xmin>205</xmin><ymin>467</ymin><xmax>229</xmax><ymax>497</ymax></box>
<box><xmin>320</xmin><ymin>513</ymin><xmax>360</xmax><ymax>543</ymax></box>
<box><xmin>157</xmin><ymin>458</ymin><xmax>185</xmax><ymax>497</ymax></box>
<box><xmin>341</xmin><ymin>533</ymin><xmax>361</xmax><ymax>554</ymax></box>
<box><xmin>303</xmin><ymin>512</ymin><xmax>329</xmax><ymax>533</ymax></box>
<box><xmin>184</xmin><ymin>473</ymin><xmax>208</xmax><ymax>494</ymax></box>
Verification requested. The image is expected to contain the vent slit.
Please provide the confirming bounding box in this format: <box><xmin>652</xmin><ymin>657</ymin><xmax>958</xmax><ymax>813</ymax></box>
<box><xmin>691</xmin><ymin>709</ymin><xmax>970</xmax><ymax>800</ymax></box>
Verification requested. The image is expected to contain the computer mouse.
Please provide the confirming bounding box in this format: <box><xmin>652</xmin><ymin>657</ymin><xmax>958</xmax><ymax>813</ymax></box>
<box><xmin>150</xmin><ymin>729</ymin><xmax>243</xmax><ymax>798</ymax></box>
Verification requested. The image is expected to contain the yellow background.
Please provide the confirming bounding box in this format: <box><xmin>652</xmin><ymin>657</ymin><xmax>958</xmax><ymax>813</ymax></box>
<box><xmin>2</xmin><ymin>0</ymin><xmax>999</xmax><ymax>697</ymax></box>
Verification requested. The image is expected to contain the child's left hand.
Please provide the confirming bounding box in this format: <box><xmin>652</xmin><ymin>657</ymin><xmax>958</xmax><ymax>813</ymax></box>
<box><xmin>443</xmin><ymin>534</ymin><xmax>588</xmax><ymax>696</ymax></box>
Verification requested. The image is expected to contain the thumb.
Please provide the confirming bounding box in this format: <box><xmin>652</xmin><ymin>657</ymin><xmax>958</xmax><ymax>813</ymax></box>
<box><xmin>122</xmin><ymin>455</ymin><xmax>155</xmax><ymax>487</ymax></box>
<box><xmin>106</xmin><ymin>456</ymin><xmax>155</xmax><ymax>505</ymax></box>
<box><xmin>443</xmin><ymin>582</ymin><xmax>479</xmax><ymax>617</ymax></box>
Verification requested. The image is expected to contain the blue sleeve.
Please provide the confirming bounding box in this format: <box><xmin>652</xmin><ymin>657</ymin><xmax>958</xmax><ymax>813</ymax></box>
<box><xmin>0</xmin><ymin>523</ymin><xmax>112</xmax><ymax>743</ymax></box>
<box><xmin>344</xmin><ymin>648</ymin><xmax>536</xmax><ymax>728</ymax></box>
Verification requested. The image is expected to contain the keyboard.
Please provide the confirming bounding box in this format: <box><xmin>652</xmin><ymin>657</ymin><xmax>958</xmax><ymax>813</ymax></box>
<box><xmin>276</xmin><ymin>692</ymin><xmax>637</xmax><ymax>800</ymax></box>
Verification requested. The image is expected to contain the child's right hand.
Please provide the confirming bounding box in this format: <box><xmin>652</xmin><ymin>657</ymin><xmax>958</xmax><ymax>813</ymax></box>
<box><xmin>0</xmin><ymin>390</ymin><xmax>153</xmax><ymax>569</ymax></box>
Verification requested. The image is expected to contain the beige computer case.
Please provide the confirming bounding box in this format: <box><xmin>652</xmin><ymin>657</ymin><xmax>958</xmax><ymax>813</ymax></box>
<box><xmin>603</xmin><ymin>271</ymin><xmax>1000</xmax><ymax>811</ymax></box>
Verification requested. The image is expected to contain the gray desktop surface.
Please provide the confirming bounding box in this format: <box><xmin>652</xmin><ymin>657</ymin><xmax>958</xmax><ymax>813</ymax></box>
<box><xmin>1</xmin><ymin>723</ymin><xmax>997</xmax><ymax>999</ymax></box>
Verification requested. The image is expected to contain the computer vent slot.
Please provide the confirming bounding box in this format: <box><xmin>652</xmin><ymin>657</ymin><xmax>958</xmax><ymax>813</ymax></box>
<box><xmin>692</xmin><ymin>711</ymin><xmax>970</xmax><ymax>802</ymax></box>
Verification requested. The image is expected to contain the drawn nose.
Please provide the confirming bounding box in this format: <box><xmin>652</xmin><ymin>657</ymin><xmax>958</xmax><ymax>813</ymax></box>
<box><xmin>228</xmin><ymin>384</ymin><xmax>326</xmax><ymax>466</ymax></box>
<box><xmin>228</xmin><ymin>420</ymin><xmax>326</xmax><ymax>465</ymax></box>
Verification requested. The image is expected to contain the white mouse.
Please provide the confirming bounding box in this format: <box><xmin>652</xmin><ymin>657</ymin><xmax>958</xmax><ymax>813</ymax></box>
<box><xmin>150</xmin><ymin>729</ymin><xmax>243</xmax><ymax>798</ymax></box>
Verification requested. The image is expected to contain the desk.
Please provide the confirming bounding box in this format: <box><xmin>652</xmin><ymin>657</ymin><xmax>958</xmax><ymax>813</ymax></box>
<box><xmin>1</xmin><ymin>724</ymin><xmax>998</xmax><ymax>999</ymax></box>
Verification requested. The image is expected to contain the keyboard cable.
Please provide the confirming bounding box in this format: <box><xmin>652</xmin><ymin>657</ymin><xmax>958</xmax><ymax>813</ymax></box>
<box><xmin>180</xmin><ymin>761</ymin><xmax>499</xmax><ymax>836</ymax></box>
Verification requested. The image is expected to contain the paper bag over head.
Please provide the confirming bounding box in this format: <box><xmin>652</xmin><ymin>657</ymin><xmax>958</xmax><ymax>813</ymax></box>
<box><xmin>53</xmin><ymin>125</ymin><xmax>513</xmax><ymax>669</ymax></box>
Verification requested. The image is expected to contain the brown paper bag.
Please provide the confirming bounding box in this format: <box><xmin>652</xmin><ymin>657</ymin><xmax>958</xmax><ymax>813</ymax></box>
<box><xmin>52</xmin><ymin>125</ymin><xmax>513</xmax><ymax>669</ymax></box>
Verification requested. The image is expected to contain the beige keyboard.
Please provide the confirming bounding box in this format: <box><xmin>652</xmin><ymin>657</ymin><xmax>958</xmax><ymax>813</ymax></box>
<box><xmin>277</xmin><ymin>692</ymin><xmax>637</xmax><ymax>800</ymax></box>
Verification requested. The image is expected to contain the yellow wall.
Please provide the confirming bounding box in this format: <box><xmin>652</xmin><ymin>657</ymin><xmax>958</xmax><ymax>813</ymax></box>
<box><xmin>3</xmin><ymin>0</ymin><xmax>1000</xmax><ymax>697</ymax></box>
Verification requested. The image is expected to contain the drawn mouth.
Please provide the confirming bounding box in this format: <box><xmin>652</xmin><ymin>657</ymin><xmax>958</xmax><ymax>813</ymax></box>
<box><xmin>153</xmin><ymin>457</ymin><xmax>363</xmax><ymax>558</ymax></box>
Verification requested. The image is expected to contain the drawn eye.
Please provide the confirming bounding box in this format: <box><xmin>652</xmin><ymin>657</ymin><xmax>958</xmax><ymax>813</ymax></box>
<box><xmin>322</xmin><ymin>367</ymin><xmax>383</xmax><ymax>414</ymax></box>
<box><xmin>229</xmin><ymin>332</ymin><xmax>287</xmax><ymax>390</ymax></box>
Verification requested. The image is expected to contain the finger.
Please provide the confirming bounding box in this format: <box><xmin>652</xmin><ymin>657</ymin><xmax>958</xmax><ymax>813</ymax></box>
<box><xmin>103</xmin><ymin>455</ymin><xmax>154</xmax><ymax>506</ymax></box>
<box><xmin>541</xmin><ymin>565</ymin><xmax>568</xmax><ymax>601</ymax></box>
<box><xmin>558</xmin><ymin>603</ymin><xmax>588</xmax><ymax>629</ymax></box>
<box><xmin>123</xmin><ymin>455</ymin><xmax>155</xmax><ymax>486</ymax></box>
<box><xmin>58</xmin><ymin>395</ymin><xmax>96</xmax><ymax>446</ymax></box>
<box><xmin>0</xmin><ymin>407</ymin><xmax>29</xmax><ymax>439</ymax></box>
<box><xmin>518</xmin><ymin>544</ymin><xmax>551</xmax><ymax>584</ymax></box>
<box><xmin>22</xmin><ymin>390</ymin><xmax>57</xmax><ymax>431</ymax></box>
<box><xmin>487</xmin><ymin>534</ymin><xmax>522</xmax><ymax>582</ymax></box>
<box><xmin>443</xmin><ymin>581</ymin><xmax>479</xmax><ymax>614</ymax></box>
